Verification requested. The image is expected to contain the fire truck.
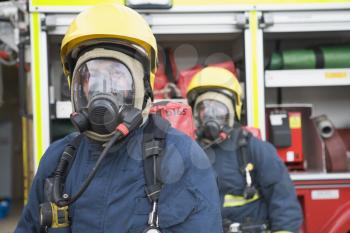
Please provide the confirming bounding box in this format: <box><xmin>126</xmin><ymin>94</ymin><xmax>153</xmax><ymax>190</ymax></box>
<box><xmin>3</xmin><ymin>0</ymin><xmax>350</xmax><ymax>232</ymax></box>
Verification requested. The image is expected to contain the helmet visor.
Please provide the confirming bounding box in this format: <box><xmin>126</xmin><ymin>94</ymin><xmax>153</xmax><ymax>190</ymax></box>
<box><xmin>196</xmin><ymin>99</ymin><xmax>229</xmax><ymax>126</ymax></box>
<box><xmin>72</xmin><ymin>58</ymin><xmax>134</xmax><ymax>110</ymax></box>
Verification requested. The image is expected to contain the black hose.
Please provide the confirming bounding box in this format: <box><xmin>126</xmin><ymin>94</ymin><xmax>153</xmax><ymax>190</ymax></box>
<box><xmin>202</xmin><ymin>137</ymin><xmax>224</xmax><ymax>150</ymax></box>
<box><xmin>202</xmin><ymin>127</ymin><xmax>234</xmax><ymax>150</ymax></box>
<box><xmin>53</xmin><ymin>107</ymin><xmax>143</xmax><ymax>207</ymax></box>
<box><xmin>52</xmin><ymin>145</ymin><xmax>76</xmax><ymax>203</ymax></box>
<box><xmin>56</xmin><ymin>131</ymin><xmax>123</xmax><ymax>206</ymax></box>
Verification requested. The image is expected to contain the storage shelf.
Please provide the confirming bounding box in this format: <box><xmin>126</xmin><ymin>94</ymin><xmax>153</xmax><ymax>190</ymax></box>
<box><xmin>45</xmin><ymin>11</ymin><xmax>243</xmax><ymax>36</ymax></box>
<box><xmin>265</xmin><ymin>68</ymin><xmax>350</xmax><ymax>87</ymax></box>
<box><xmin>291</xmin><ymin>172</ymin><xmax>350</xmax><ymax>181</ymax></box>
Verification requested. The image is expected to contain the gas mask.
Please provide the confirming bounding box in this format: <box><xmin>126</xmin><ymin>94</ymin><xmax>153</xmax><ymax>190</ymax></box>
<box><xmin>194</xmin><ymin>92</ymin><xmax>235</xmax><ymax>142</ymax></box>
<box><xmin>70</xmin><ymin>48</ymin><xmax>150</xmax><ymax>141</ymax></box>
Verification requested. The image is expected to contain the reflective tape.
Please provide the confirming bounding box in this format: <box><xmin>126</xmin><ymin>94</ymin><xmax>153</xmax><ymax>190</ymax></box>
<box><xmin>223</xmin><ymin>193</ymin><xmax>260</xmax><ymax>207</ymax></box>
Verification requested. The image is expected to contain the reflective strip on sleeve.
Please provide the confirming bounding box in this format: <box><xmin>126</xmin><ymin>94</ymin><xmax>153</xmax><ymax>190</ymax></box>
<box><xmin>223</xmin><ymin>193</ymin><xmax>260</xmax><ymax>207</ymax></box>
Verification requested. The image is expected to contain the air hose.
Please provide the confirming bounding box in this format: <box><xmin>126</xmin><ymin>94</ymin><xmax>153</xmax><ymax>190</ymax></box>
<box><xmin>52</xmin><ymin>106</ymin><xmax>143</xmax><ymax>207</ymax></box>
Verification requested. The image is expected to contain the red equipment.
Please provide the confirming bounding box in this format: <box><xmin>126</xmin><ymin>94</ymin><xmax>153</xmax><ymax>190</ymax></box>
<box><xmin>177</xmin><ymin>64</ymin><xmax>203</xmax><ymax>98</ymax></box>
<box><xmin>295</xmin><ymin>178</ymin><xmax>350</xmax><ymax>233</ymax></box>
<box><xmin>244</xmin><ymin>126</ymin><xmax>262</xmax><ymax>139</ymax></box>
<box><xmin>277</xmin><ymin>112</ymin><xmax>304</xmax><ymax>170</ymax></box>
<box><xmin>208</xmin><ymin>60</ymin><xmax>238</xmax><ymax>77</ymax></box>
<box><xmin>267</xmin><ymin>110</ymin><xmax>304</xmax><ymax>170</ymax></box>
<box><xmin>0</xmin><ymin>51</ymin><xmax>10</xmax><ymax>60</ymax></box>
<box><xmin>150</xmin><ymin>101</ymin><xmax>196</xmax><ymax>139</ymax></box>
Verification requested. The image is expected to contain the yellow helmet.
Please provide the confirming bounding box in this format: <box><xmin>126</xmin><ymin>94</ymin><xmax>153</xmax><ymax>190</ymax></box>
<box><xmin>60</xmin><ymin>3</ymin><xmax>157</xmax><ymax>89</ymax></box>
<box><xmin>186</xmin><ymin>66</ymin><xmax>243</xmax><ymax>120</ymax></box>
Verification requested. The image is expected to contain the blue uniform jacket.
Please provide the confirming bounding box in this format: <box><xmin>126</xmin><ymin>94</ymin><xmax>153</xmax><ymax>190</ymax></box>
<box><xmin>204</xmin><ymin>129</ymin><xmax>303</xmax><ymax>233</ymax></box>
<box><xmin>15</xmin><ymin>124</ymin><xmax>223</xmax><ymax>233</ymax></box>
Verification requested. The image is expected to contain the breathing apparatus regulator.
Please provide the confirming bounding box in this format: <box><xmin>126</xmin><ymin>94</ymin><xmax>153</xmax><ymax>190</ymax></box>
<box><xmin>200</xmin><ymin>125</ymin><xmax>233</xmax><ymax>150</ymax></box>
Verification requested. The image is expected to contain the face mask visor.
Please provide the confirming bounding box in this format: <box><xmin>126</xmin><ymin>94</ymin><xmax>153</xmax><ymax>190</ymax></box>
<box><xmin>196</xmin><ymin>99</ymin><xmax>230</xmax><ymax>127</ymax></box>
<box><xmin>72</xmin><ymin>58</ymin><xmax>135</xmax><ymax>111</ymax></box>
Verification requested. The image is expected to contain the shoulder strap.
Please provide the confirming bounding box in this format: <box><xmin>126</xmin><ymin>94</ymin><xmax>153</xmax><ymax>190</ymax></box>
<box><xmin>63</xmin><ymin>134</ymin><xmax>84</xmax><ymax>177</ymax></box>
<box><xmin>143</xmin><ymin>114</ymin><xmax>171</xmax><ymax>202</ymax></box>
<box><xmin>45</xmin><ymin>133</ymin><xmax>84</xmax><ymax>202</ymax></box>
<box><xmin>236</xmin><ymin>128</ymin><xmax>257</xmax><ymax>199</ymax></box>
<box><xmin>236</xmin><ymin>129</ymin><xmax>252</xmax><ymax>175</ymax></box>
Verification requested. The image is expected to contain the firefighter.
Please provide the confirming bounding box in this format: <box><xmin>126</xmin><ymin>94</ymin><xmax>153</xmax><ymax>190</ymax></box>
<box><xmin>15</xmin><ymin>4</ymin><xmax>222</xmax><ymax>233</ymax></box>
<box><xmin>186</xmin><ymin>66</ymin><xmax>303</xmax><ymax>233</ymax></box>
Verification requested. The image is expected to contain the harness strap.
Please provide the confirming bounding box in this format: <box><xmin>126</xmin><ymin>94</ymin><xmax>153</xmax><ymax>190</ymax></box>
<box><xmin>64</xmin><ymin>134</ymin><xmax>84</xmax><ymax>177</ymax></box>
<box><xmin>236</xmin><ymin>129</ymin><xmax>258</xmax><ymax>200</ymax></box>
<box><xmin>143</xmin><ymin>114</ymin><xmax>171</xmax><ymax>202</ymax></box>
